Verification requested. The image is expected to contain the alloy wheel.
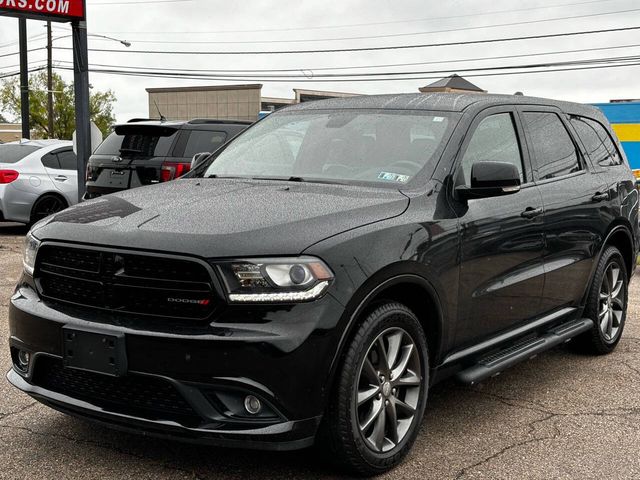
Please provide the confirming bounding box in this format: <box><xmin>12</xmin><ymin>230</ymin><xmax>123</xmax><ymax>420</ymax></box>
<box><xmin>33</xmin><ymin>196</ymin><xmax>65</xmax><ymax>222</ymax></box>
<box><xmin>598</xmin><ymin>262</ymin><xmax>625</xmax><ymax>342</ymax></box>
<box><xmin>355</xmin><ymin>327</ymin><xmax>422</xmax><ymax>453</ymax></box>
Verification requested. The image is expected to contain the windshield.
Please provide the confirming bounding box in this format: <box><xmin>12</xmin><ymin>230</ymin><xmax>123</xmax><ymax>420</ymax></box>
<box><xmin>0</xmin><ymin>144</ymin><xmax>42</xmax><ymax>164</ymax></box>
<box><xmin>200</xmin><ymin>110</ymin><xmax>456</xmax><ymax>186</ymax></box>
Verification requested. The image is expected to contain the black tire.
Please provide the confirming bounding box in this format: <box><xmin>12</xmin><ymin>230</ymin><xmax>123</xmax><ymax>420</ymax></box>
<box><xmin>322</xmin><ymin>302</ymin><xmax>429</xmax><ymax>476</ymax></box>
<box><xmin>30</xmin><ymin>194</ymin><xmax>67</xmax><ymax>225</ymax></box>
<box><xmin>573</xmin><ymin>246</ymin><xmax>628</xmax><ymax>355</ymax></box>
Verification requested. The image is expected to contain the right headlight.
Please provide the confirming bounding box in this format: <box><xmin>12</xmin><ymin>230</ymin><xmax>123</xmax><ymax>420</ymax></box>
<box><xmin>215</xmin><ymin>256</ymin><xmax>334</xmax><ymax>303</ymax></box>
<box><xmin>23</xmin><ymin>232</ymin><xmax>41</xmax><ymax>276</ymax></box>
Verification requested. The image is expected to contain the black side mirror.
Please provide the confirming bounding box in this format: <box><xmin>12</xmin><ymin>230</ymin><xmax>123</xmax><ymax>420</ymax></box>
<box><xmin>191</xmin><ymin>152</ymin><xmax>211</xmax><ymax>170</ymax></box>
<box><xmin>456</xmin><ymin>161</ymin><xmax>521</xmax><ymax>200</ymax></box>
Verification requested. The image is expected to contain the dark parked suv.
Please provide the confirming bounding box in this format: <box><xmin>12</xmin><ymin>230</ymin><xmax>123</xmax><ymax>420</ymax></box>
<box><xmin>84</xmin><ymin>118</ymin><xmax>250</xmax><ymax>199</ymax></box>
<box><xmin>8</xmin><ymin>93</ymin><xmax>638</xmax><ymax>475</ymax></box>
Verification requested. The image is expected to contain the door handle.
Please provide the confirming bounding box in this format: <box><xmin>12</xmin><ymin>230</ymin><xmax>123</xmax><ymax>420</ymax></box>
<box><xmin>521</xmin><ymin>207</ymin><xmax>543</xmax><ymax>219</ymax></box>
<box><xmin>592</xmin><ymin>191</ymin><xmax>610</xmax><ymax>202</ymax></box>
<box><xmin>54</xmin><ymin>175</ymin><xmax>68</xmax><ymax>182</ymax></box>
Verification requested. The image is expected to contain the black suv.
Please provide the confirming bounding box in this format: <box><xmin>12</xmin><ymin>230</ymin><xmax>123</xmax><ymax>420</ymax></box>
<box><xmin>84</xmin><ymin>118</ymin><xmax>250</xmax><ymax>199</ymax></box>
<box><xmin>8</xmin><ymin>94</ymin><xmax>638</xmax><ymax>475</ymax></box>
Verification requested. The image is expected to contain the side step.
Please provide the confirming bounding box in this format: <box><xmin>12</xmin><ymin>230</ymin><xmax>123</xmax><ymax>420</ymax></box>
<box><xmin>455</xmin><ymin>318</ymin><xmax>594</xmax><ymax>385</ymax></box>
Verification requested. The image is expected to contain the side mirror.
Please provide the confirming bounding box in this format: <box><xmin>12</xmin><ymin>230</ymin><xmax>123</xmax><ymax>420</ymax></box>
<box><xmin>191</xmin><ymin>152</ymin><xmax>211</xmax><ymax>170</ymax></box>
<box><xmin>456</xmin><ymin>161</ymin><xmax>521</xmax><ymax>200</ymax></box>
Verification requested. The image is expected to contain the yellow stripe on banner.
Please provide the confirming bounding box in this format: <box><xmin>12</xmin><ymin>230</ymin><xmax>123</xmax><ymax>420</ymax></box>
<box><xmin>611</xmin><ymin>124</ymin><xmax>640</xmax><ymax>142</ymax></box>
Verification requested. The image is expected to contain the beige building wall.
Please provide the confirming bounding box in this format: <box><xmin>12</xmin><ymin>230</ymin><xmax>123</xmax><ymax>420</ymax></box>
<box><xmin>146</xmin><ymin>84</ymin><xmax>262</xmax><ymax>122</ymax></box>
<box><xmin>0</xmin><ymin>123</ymin><xmax>22</xmax><ymax>143</ymax></box>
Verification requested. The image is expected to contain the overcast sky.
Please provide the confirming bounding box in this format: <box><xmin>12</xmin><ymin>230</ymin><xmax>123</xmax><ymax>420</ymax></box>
<box><xmin>0</xmin><ymin>0</ymin><xmax>639</xmax><ymax>124</ymax></box>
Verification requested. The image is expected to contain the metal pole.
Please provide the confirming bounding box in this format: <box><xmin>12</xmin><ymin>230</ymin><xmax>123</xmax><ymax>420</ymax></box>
<box><xmin>47</xmin><ymin>21</ymin><xmax>54</xmax><ymax>139</ymax></box>
<box><xmin>18</xmin><ymin>18</ymin><xmax>30</xmax><ymax>140</ymax></box>
<box><xmin>72</xmin><ymin>20</ymin><xmax>90</xmax><ymax>202</ymax></box>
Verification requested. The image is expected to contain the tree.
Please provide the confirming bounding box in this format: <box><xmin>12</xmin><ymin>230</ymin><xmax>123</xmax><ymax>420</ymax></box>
<box><xmin>0</xmin><ymin>113</ymin><xmax>6</xmax><ymax>123</ymax></box>
<box><xmin>0</xmin><ymin>71</ymin><xmax>116</xmax><ymax>139</ymax></box>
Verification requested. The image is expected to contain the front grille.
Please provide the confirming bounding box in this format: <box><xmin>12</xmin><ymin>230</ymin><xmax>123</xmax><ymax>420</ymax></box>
<box><xmin>33</xmin><ymin>356</ymin><xmax>201</xmax><ymax>426</ymax></box>
<box><xmin>36</xmin><ymin>244</ymin><xmax>215</xmax><ymax>319</ymax></box>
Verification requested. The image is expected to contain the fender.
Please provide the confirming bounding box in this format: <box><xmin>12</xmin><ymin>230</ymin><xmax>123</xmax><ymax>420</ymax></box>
<box><xmin>581</xmin><ymin>223</ymin><xmax>635</xmax><ymax>306</ymax></box>
<box><xmin>325</xmin><ymin>269</ymin><xmax>446</xmax><ymax>393</ymax></box>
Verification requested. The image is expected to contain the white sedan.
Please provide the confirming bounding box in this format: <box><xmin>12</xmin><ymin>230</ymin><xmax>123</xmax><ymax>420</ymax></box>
<box><xmin>0</xmin><ymin>140</ymin><xmax>78</xmax><ymax>225</ymax></box>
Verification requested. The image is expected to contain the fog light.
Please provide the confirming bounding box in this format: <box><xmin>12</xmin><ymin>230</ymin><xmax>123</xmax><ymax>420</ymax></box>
<box><xmin>244</xmin><ymin>395</ymin><xmax>262</xmax><ymax>415</ymax></box>
<box><xmin>17</xmin><ymin>350</ymin><xmax>30</xmax><ymax>369</ymax></box>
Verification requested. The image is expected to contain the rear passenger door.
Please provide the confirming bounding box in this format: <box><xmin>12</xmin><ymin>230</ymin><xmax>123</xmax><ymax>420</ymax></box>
<box><xmin>41</xmin><ymin>148</ymin><xmax>79</xmax><ymax>204</ymax></box>
<box><xmin>453</xmin><ymin>107</ymin><xmax>546</xmax><ymax>347</ymax></box>
<box><xmin>519</xmin><ymin>107</ymin><xmax>605</xmax><ymax>312</ymax></box>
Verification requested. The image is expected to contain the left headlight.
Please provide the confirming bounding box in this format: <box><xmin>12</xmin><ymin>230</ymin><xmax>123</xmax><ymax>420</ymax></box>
<box><xmin>216</xmin><ymin>257</ymin><xmax>334</xmax><ymax>303</ymax></box>
<box><xmin>23</xmin><ymin>232</ymin><xmax>41</xmax><ymax>276</ymax></box>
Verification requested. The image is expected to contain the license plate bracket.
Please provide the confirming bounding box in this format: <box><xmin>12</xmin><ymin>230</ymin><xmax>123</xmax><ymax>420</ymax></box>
<box><xmin>97</xmin><ymin>169</ymin><xmax>131</xmax><ymax>189</ymax></box>
<box><xmin>62</xmin><ymin>326</ymin><xmax>127</xmax><ymax>377</ymax></box>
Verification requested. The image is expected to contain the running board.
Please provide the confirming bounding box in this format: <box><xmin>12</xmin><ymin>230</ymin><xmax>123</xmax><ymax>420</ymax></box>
<box><xmin>455</xmin><ymin>318</ymin><xmax>594</xmax><ymax>385</ymax></box>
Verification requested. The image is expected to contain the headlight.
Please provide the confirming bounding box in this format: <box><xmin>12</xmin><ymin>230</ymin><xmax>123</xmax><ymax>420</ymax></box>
<box><xmin>216</xmin><ymin>257</ymin><xmax>334</xmax><ymax>303</ymax></box>
<box><xmin>23</xmin><ymin>232</ymin><xmax>41</xmax><ymax>276</ymax></box>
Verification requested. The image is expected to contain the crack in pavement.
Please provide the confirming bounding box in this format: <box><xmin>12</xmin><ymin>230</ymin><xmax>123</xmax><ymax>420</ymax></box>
<box><xmin>455</xmin><ymin>414</ymin><xmax>561</xmax><ymax>480</ymax></box>
<box><xmin>0</xmin><ymin>423</ymin><xmax>205</xmax><ymax>479</ymax></box>
<box><xmin>0</xmin><ymin>401</ymin><xmax>38</xmax><ymax>422</ymax></box>
<box><xmin>452</xmin><ymin>388</ymin><xmax>640</xmax><ymax>478</ymax></box>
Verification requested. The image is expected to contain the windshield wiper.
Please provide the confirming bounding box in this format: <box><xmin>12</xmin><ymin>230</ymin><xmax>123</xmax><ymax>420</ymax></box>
<box><xmin>119</xmin><ymin>148</ymin><xmax>144</xmax><ymax>154</ymax></box>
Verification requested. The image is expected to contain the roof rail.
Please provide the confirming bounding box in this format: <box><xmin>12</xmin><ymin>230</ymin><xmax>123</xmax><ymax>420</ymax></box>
<box><xmin>187</xmin><ymin>118</ymin><xmax>253</xmax><ymax>125</ymax></box>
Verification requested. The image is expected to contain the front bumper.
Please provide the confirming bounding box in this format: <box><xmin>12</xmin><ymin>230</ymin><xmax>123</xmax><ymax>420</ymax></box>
<box><xmin>8</xmin><ymin>282</ymin><xmax>345</xmax><ymax>450</ymax></box>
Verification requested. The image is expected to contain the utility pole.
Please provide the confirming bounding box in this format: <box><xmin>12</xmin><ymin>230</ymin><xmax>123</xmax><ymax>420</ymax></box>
<box><xmin>18</xmin><ymin>18</ymin><xmax>29</xmax><ymax>140</ymax></box>
<box><xmin>72</xmin><ymin>20</ymin><xmax>90</xmax><ymax>202</ymax></box>
<box><xmin>47</xmin><ymin>21</ymin><xmax>54</xmax><ymax>139</ymax></box>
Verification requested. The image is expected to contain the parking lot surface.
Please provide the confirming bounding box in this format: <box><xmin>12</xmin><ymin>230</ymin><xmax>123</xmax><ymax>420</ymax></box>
<box><xmin>1</xmin><ymin>222</ymin><xmax>639</xmax><ymax>479</ymax></box>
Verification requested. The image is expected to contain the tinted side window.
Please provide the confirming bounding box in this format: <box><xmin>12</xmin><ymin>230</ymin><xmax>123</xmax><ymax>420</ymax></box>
<box><xmin>570</xmin><ymin>116</ymin><xmax>622</xmax><ymax>167</ymax></box>
<box><xmin>183</xmin><ymin>130</ymin><xmax>227</xmax><ymax>158</ymax></box>
<box><xmin>57</xmin><ymin>150</ymin><xmax>77</xmax><ymax>170</ymax></box>
<box><xmin>41</xmin><ymin>153</ymin><xmax>61</xmax><ymax>169</ymax></box>
<box><xmin>460</xmin><ymin>113</ymin><xmax>524</xmax><ymax>185</ymax></box>
<box><xmin>522</xmin><ymin>112</ymin><xmax>581</xmax><ymax>180</ymax></box>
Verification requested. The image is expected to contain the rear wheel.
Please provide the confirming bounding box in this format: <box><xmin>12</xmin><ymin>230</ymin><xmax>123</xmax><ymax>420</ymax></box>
<box><xmin>573</xmin><ymin>246</ymin><xmax>628</xmax><ymax>354</ymax></box>
<box><xmin>30</xmin><ymin>194</ymin><xmax>67</xmax><ymax>225</ymax></box>
<box><xmin>323</xmin><ymin>302</ymin><xmax>429</xmax><ymax>476</ymax></box>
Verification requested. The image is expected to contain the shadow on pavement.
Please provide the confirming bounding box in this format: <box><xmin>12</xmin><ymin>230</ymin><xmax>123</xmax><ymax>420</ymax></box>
<box><xmin>0</xmin><ymin>223</ymin><xmax>29</xmax><ymax>236</ymax></box>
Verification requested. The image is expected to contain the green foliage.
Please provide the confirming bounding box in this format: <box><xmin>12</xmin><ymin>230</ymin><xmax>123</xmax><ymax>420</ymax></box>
<box><xmin>0</xmin><ymin>71</ymin><xmax>116</xmax><ymax>139</ymax></box>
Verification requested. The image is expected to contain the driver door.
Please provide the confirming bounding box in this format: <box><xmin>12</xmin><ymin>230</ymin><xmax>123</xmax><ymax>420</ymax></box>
<box><xmin>452</xmin><ymin>107</ymin><xmax>547</xmax><ymax>347</ymax></box>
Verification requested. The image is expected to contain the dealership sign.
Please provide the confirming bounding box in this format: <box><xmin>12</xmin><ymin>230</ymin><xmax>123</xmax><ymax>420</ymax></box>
<box><xmin>0</xmin><ymin>0</ymin><xmax>85</xmax><ymax>22</ymax></box>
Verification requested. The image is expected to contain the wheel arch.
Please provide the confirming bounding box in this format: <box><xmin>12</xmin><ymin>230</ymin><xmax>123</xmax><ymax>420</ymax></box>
<box><xmin>29</xmin><ymin>191</ymin><xmax>69</xmax><ymax>223</ymax></box>
<box><xmin>327</xmin><ymin>268</ymin><xmax>446</xmax><ymax>392</ymax></box>
<box><xmin>601</xmin><ymin>222</ymin><xmax>635</xmax><ymax>278</ymax></box>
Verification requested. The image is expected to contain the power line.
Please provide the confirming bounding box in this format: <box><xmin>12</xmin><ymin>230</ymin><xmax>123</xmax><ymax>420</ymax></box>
<box><xmin>51</xmin><ymin>59</ymin><xmax>640</xmax><ymax>83</ymax></box>
<box><xmin>51</xmin><ymin>25</ymin><xmax>640</xmax><ymax>55</ymax></box>
<box><xmin>91</xmin><ymin>0</ymin><xmax>621</xmax><ymax>35</ymax></box>
<box><xmin>51</xmin><ymin>53</ymin><xmax>640</xmax><ymax>80</ymax></box>
<box><xmin>77</xmin><ymin>7</ymin><xmax>640</xmax><ymax>45</ymax></box>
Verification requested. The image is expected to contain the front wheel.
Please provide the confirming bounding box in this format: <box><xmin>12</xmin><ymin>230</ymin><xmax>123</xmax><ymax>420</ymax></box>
<box><xmin>323</xmin><ymin>302</ymin><xmax>429</xmax><ymax>476</ymax></box>
<box><xmin>574</xmin><ymin>246</ymin><xmax>628</xmax><ymax>354</ymax></box>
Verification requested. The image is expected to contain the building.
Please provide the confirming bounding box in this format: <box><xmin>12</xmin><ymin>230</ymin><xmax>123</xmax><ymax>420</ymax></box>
<box><xmin>146</xmin><ymin>84</ymin><xmax>360</xmax><ymax>122</ymax></box>
<box><xmin>0</xmin><ymin>123</ymin><xmax>23</xmax><ymax>143</ymax></box>
<box><xmin>592</xmin><ymin>101</ymin><xmax>640</xmax><ymax>177</ymax></box>
<box><xmin>419</xmin><ymin>74</ymin><xmax>486</xmax><ymax>94</ymax></box>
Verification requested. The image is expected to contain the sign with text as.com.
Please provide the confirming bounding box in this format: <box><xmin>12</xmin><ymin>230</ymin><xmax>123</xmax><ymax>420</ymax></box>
<box><xmin>0</xmin><ymin>0</ymin><xmax>85</xmax><ymax>22</ymax></box>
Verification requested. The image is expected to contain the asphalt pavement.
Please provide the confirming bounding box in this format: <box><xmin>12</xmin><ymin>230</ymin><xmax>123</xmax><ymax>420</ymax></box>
<box><xmin>1</xmin><ymin>222</ymin><xmax>639</xmax><ymax>479</ymax></box>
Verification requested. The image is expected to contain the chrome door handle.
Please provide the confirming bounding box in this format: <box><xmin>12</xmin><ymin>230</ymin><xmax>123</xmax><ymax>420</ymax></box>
<box><xmin>592</xmin><ymin>191</ymin><xmax>609</xmax><ymax>202</ymax></box>
<box><xmin>54</xmin><ymin>175</ymin><xmax>68</xmax><ymax>182</ymax></box>
<box><xmin>521</xmin><ymin>207</ymin><xmax>543</xmax><ymax>219</ymax></box>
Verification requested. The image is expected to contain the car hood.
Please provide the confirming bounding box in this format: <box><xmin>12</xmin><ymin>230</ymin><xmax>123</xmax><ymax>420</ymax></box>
<box><xmin>33</xmin><ymin>179</ymin><xmax>409</xmax><ymax>257</ymax></box>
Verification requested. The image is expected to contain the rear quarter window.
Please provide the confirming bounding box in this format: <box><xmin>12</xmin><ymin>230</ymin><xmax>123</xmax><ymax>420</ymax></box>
<box><xmin>183</xmin><ymin>130</ymin><xmax>227</xmax><ymax>158</ymax></box>
<box><xmin>570</xmin><ymin>116</ymin><xmax>623</xmax><ymax>167</ymax></box>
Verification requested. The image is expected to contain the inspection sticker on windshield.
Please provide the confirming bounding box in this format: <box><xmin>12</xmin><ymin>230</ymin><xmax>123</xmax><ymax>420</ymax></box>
<box><xmin>378</xmin><ymin>172</ymin><xmax>411</xmax><ymax>183</ymax></box>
